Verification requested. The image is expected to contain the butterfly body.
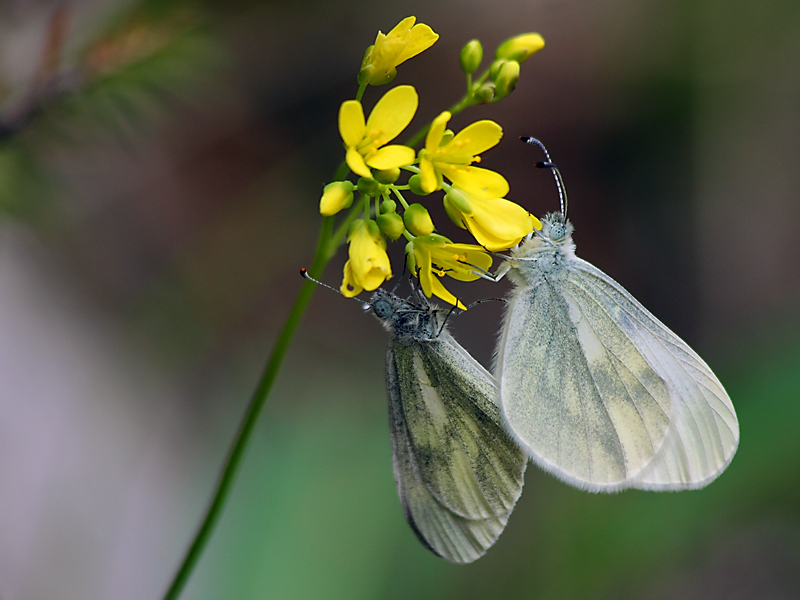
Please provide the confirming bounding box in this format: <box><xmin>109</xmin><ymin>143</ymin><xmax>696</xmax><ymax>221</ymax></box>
<box><xmin>497</xmin><ymin>214</ymin><xmax>739</xmax><ymax>492</ymax></box>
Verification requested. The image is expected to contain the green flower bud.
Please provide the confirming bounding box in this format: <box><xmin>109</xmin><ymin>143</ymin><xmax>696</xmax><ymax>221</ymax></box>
<box><xmin>494</xmin><ymin>60</ymin><xmax>520</xmax><ymax>99</ymax></box>
<box><xmin>407</xmin><ymin>174</ymin><xmax>429</xmax><ymax>196</ymax></box>
<box><xmin>473</xmin><ymin>83</ymin><xmax>495</xmax><ymax>103</ymax></box>
<box><xmin>405</xmin><ymin>241</ymin><xmax>417</xmax><ymax>273</ymax></box>
<box><xmin>380</xmin><ymin>199</ymin><xmax>397</xmax><ymax>213</ymax></box>
<box><xmin>319</xmin><ymin>180</ymin><xmax>354</xmax><ymax>216</ymax></box>
<box><xmin>445</xmin><ymin>188</ymin><xmax>473</xmax><ymax>214</ymax></box>
<box><xmin>459</xmin><ymin>39</ymin><xmax>483</xmax><ymax>74</ymax></box>
<box><xmin>357</xmin><ymin>177</ymin><xmax>381</xmax><ymax>196</ymax></box>
<box><xmin>489</xmin><ymin>59</ymin><xmax>507</xmax><ymax>81</ymax></box>
<box><xmin>377</xmin><ymin>212</ymin><xmax>405</xmax><ymax>241</ymax></box>
<box><xmin>440</xmin><ymin>129</ymin><xmax>455</xmax><ymax>146</ymax></box>
<box><xmin>403</xmin><ymin>203</ymin><xmax>435</xmax><ymax>236</ymax></box>
<box><xmin>495</xmin><ymin>33</ymin><xmax>545</xmax><ymax>63</ymax></box>
<box><xmin>374</xmin><ymin>167</ymin><xmax>401</xmax><ymax>184</ymax></box>
<box><xmin>443</xmin><ymin>188</ymin><xmax>473</xmax><ymax>228</ymax></box>
<box><xmin>354</xmin><ymin>218</ymin><xmax>387</xmax><ymax>249</ymax></box>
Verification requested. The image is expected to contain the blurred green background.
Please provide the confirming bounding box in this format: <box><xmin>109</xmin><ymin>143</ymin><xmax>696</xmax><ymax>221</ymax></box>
<box><xmin>1</xmin><ymin>0</ymin><xmax>799</xmax><ymax>599</ymax></box>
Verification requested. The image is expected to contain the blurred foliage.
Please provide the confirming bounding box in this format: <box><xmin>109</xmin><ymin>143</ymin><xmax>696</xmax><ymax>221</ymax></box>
<box><xmin>0</xmin><ymin>4</ymin><xmax>223</xmax><ymax>224</ymax></box>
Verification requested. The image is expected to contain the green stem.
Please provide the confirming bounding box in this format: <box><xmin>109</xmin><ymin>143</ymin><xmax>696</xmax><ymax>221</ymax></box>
<box><xmin>392</xmin><ymin>187</ymin><xmax>410</xmax><ymax>210</ymax></box>
<box><xmin>355</xmin><ymin>82</ymin><xmax>367</xmax><ymax>102</ymax></box>
<box><xmin>330</xmin><ymin>202</ymin><xmax>363</xmax><ymax>252</ymax></box>
<box><xmin>162</xmin><ymin>217</ymin><xmax>336</xmax><ymax>600</ymax></box>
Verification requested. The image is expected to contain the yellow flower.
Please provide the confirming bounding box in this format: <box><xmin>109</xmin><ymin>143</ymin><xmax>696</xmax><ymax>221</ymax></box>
<box><xmin>359</xmin><ymin>17</ymin><xmax>439</xmax><ymax>86</ymax></box>
<box><xmin>339</xmin><ymin>85</ymin><xmax>418</xmax><ymax>179</ymax></box>
<box><xmin>418</xmin><ymin>111</ymin><xmax>509</xmax><ymax>199</ymax></box>
<box><xmin>444</xmin><ymin>187</ymin><xmax>541</xmax><ymax>251</ymax></box>
<box><xmin>495</xmin><ymin>33</ymin><xmax>545</xmax><ymax>64</ymax></box>
<box><xmin>407</xmin><ymin>234</ymin><xmax>492</xmax><ymax>308</ymax></box>
<box><xmin>341</xmin><ymin>219</ymin><xmax>392</xmax><ymax>297</ymax></box>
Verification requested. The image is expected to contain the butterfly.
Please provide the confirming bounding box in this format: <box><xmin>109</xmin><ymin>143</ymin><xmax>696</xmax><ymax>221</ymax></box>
<box><xmin>492</xmin><ymin>137</ymin><xmax>739</xmax><ymax>492</ymax></box>
<box><xmin>367</xmin><ymin>286</ymin><xmax>526</xmax><ymax>561</ymax></box>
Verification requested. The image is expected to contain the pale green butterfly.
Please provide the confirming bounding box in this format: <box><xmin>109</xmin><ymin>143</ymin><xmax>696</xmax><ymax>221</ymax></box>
<box><xmin>301</xmin><ymin>271</ymin><xmax>526</xmax><ymax>562</ymax></box>
<box><xmin>489</xmin><ymin>138</ymin><xmax>739</xmax><ymax>492</ymax></box>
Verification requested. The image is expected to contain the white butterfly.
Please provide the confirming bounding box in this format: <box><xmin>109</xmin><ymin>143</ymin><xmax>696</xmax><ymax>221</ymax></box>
<box><xmin>492</xmin><ymin>139</ymin><xmax>739</xmax><ymax>492</ymax></box>
<box><xmin>368</xmin><ymin>287</ymin><xmax>526</xmax><ymax>562</ymax></box>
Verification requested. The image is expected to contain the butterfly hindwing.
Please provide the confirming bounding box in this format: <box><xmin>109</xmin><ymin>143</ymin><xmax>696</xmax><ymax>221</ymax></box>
<box><xmin>567</xmin><ymin>258</ymin><xmax>739</xmax><ymax>489</ymax></box>
<box><xmin>386</xmin><ymin>329</ymin><xmax>526</xmax><ymax>563</ymax></box>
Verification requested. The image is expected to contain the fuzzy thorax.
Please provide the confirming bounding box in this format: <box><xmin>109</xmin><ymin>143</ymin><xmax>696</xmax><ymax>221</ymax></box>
<box><xmin>506</xmin><ymin>213</ymin><xmax>577</xmax><ymax>286</ymax></box>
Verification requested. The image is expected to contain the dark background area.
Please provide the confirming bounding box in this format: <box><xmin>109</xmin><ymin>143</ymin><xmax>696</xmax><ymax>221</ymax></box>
<box><xmin>1</xmin><ymin>0</ymin><xmax>799</xmax><ymax>598</ymax></box>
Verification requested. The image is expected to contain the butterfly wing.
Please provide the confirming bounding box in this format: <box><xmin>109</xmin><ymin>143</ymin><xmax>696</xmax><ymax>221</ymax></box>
<box><xmin>386</xmin><ymin>332</ymin><xmax>526</xmax><ymax>563</ymax></box>
<box><xmin>568</xmin><ymin>258</ymin><xmax>739</xmax><ymax>489</ymax></box>
<box><xmin>498</xmin><ymin>257</ymin><xmax>738</xmax><ymax>492</ymax></box>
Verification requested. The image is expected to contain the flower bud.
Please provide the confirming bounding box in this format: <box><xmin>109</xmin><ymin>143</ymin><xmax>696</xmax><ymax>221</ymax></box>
<box><xmin>357</xmin><ymin>176</ymin><xmax>380</xmax><ymax>196</ymax></box>
<box><xmin>407</xmin><ymin>174</ymin><xmax>429</xmax><ymax>196</ymax></box>
<box><xmin>374</xmin><ymin>167</ymin><xmax>401</xmax><ymax>184</ymax></box>
<box><xmin>405</xmin><ymin>241</ymin><xmax>417</xmax><ymax>273</ymax></box>
<box><xmin>319</xmin><ymin>180</ymin><xmax>354</xmax><ymax>216</ymax></box>
<box><xmin>377</xmin><ymin>212</ymin><xmax>405</xmax><ymax>241</ymax></box>
<box><xmin>489</xmin><ymin>59</ymin><xmax>507</xmax><ymax>81</ymax></box>
<box><xmin>494</xmin><ymin>60</ymin><xmax>520</xmax><ymax>99</ymax></box>
<box><xmin>443</xmin><ymin>188</ymin><xmax>473</xmax><ymax>228</ymax></box>
<box><xmin>495</xmin><ymin>33</ymin><xmax>545</xmax><ymax>63</ymax></box>
<box><xmin>403</xmin><ymin>203</ymin><xmax>435</xmax><ymax>236</ymax></box>
<box><xmin>473</xmin><ymin>84</ymin><xmax>495</xmax><ymax>103</ymax></box>
<box><xmin>459</xmin><ymin>39</ymin><xmax>483</xmax><ymax>74</ymax></box>
<box><xmin>365</xmin><ymin>218</ymin><xmax>385</xmax><ymax>244</ymax></box>
<box><xmin>380</xmin><ymin>199</ymin><xmax>397</xmax><ymax>213</ymax></box>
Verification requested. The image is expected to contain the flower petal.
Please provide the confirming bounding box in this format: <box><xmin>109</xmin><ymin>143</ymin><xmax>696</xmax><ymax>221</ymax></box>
<box><xmin>386</xmin><ymin>15</ymin><xmax>416</xmax><ymax>38</ymax></box>
<box><xmin>346</xmin><ymin>148</ymin><xmax>372</xmax><ymax>178</ymax></box>
<box><xmin>340</xmin><ymin>260</ymin><xmax>363</xmax><ymax>297</ymax></box>
<box><xmin>414</xmin><ymin>243</ymin><xmax>434</xmax><ymax>297</ymax></box>
<box><xmin>339</xmin><ymin>101</ymin><xmax>365</xmax><ymax>148</ymax></box>
<box><xmin>419</xmin><ymin>157</ymin><xmax>439</xmax><ymax>193</ymax></box>
<box><xmin>366</xmin><ymin>85</ymin><xmax>418</xmax><ymax>143</ymax></box>
<box><xmin>465</xmin><ymin>197</ymin><xmax>535</xmax><ymax>251</ymax></box>
<box><xmin>360</xmin><ymin>264</ymin><xmax>391</xmax><ymax>291</ymax></box>
<box><xmin>367</xmin><ymin>144</ymin><xmax>416</xmax><ymax>170</ymax></box>
<box><xmin>446</xmin><ymin>120</ymin><xmax>503</xmax><ymax>157</ymax></box>
<box><xmin>446</xmin><ymin>166</ymin><xmax>509</xmax><ymax>198</ymax></box>
<box><xmin>396</xmin><ymin>23</ymin><xmax>439</xmax><ymax>63</ymax></box>
<box><xmin>440</xmin><ymin>243</ymin><xmax>493</xmax><ymax>280</ymax></box>
<box><xmin>425</xmin><ymin>111</ymin><xmax>451</xmax><ymax>154</ymax></box>
<box><xmin>428</xmin><ymin>274</ymin><xmax>465</xmax><ymax>309</ymax></box>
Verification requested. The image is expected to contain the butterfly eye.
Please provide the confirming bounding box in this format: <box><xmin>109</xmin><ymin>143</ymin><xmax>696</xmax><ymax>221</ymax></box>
<box><xmin>549</xmin><ymin>222</ymin><xmax>566</xmax><ymax>240</ymax></box>
<box><xmin>374</xmin><ymin>300</ymin><xmax>393</xmax><ymax>319</ymax></box>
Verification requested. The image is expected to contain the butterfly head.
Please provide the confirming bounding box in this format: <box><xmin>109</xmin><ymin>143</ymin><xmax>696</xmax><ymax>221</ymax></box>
<box><xmin>369</xmin><ymin>288</ymin><xmax>440</xmax><ymax>341</ymax></box>
<box><xmin>539</xmin><ymin>212</ymin><xmax>573</xmax><ymax>245</ymax></box>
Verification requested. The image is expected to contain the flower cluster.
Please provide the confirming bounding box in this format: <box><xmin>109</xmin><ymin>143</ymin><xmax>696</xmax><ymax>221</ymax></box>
<box><xmin>318</xmin><ymin>17</ymin><xmax>545</xmax><ymax>307</ymax></box>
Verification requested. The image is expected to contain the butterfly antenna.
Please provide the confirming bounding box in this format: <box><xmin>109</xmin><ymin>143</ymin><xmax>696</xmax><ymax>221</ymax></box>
<box><xmin>465</xmin><ymin>297</ymin><xmax>507</xmax><ymax>309</ymax></box>
<box><xmin>520</xmin><ymin>136</ymin><xmax>568</xmax><ymax>221</ymax></box>
<box><xmin>300</xmin><ymin>268</ymin><xmax>366</xmax><ymax>305</ymax></box>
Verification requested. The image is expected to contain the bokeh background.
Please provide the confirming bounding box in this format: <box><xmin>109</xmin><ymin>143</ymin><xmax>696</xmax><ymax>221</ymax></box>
<box><xmin>1</xmin><ymin>0</ymin><xmax>799</xmax><ymax>598</ymax></box>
